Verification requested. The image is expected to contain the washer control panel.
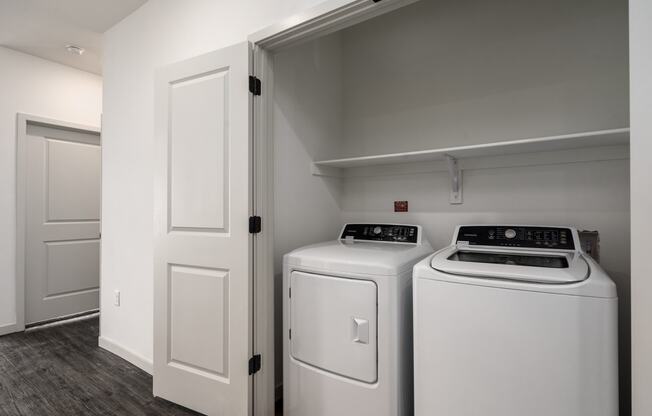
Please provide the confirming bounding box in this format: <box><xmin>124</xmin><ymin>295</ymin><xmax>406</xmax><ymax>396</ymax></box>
<box><xmin>456</xmin><ymin>226</ymin><xmax>574</xmax><ymax>249</ymax></box>
<box><xmin>340</xmin><ymin>224</ymin><xmax>419</xmax><ymax>243</ymax></box>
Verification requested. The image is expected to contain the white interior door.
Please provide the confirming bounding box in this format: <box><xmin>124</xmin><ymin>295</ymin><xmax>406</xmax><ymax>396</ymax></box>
<box><xmin>153</xmin><ymin>41</ymin><xmax>252</xmax><ymax>415</ymax></box>
<box><xmin>25</xmin><ymin>124</ymin><xmax>101</xmax><ymax>325</ymax></box>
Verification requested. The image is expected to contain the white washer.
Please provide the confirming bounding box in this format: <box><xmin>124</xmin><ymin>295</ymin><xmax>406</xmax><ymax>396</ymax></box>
<box><xmin>283</xmin><ymin>223</ymin><xmax>432</xmax><ymax>416</ymax></box>
<box><xmin>413</xmin><ymin>225</ymin><xmax>618</xmax><ymax>416</ymax></box>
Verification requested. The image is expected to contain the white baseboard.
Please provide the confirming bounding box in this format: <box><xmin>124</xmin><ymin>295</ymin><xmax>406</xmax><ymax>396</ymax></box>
<box><xmin>98</xmin><ymin>336</ymin><xmax>153</xmax><ymax>374</ymax></box>
<box><xmin>0</xmin><ymin>322</ymin><xmax>20</xmax><ymax>337</ymax></box>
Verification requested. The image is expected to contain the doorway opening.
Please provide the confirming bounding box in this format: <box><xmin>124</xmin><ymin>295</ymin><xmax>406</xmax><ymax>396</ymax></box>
<box><xmin>250</xmin><ymin>0</ymin><xmax>630</xmax><ymax>414</ymax></box>
<box><xmin>15</xmin><ymin>114</ymin><xmax>102</xmax><ymax>332</ymax></box>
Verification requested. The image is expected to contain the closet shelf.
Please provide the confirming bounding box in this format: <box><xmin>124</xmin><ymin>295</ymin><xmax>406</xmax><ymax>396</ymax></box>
<box><xmin>312</xmin><ymin>128</ymin><xmax>630</xmax><ymax>171</ymax></box>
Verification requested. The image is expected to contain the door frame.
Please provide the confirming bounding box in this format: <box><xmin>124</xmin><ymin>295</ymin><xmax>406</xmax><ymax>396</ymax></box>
<box><xmin>248</xmin><ymin>0</ymin><xmax>420</xmax><ymax>413</ymax></box>
<box><xmin>12</xmin><ymin>113</ymin><xmax>101</xmax><ymax>335</ymax></box>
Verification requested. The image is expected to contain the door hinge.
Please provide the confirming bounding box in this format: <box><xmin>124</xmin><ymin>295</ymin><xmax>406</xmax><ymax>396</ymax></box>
<box><xmin>249</xmin><ymin>75</ymin><xmax>261</xmax><ymax>96</ymax></box>
<box><xmin>249</xmin><ymin>216</ymin><xmax>262</xmax><ymax>234</ymax></box>
<box><xmin>249</xmin><ymin>354</ymin><xmax>262</xmax><ymax>375</ymax></box>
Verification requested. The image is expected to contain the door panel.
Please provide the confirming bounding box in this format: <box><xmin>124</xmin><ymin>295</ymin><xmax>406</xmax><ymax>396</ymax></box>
<box><xmin>170</xmin><ymin>69</ymin><xmax>229</xmax><ymax>232</ymax></box>
<box><xmin>169</xmin><ymin>265</ymin><xmax>229</xmax><ymax>378</ymax></box>
<box><xmin>47</xmin><ymin>139</ymin><xmax>101</xmax><ymax>221</ymax></box>
<box><xmin>45</xmin><ymin>239</ymin><xmax>100</xmax><ymax>297</ymax></box>
<box><xmin>154</xmin><ymin>41</ymin><xmax>252</xmax><ymax>416</ymax></box>
<box><xmin>25</xmin><ymin>132</ymin><xmax>101</xmax><ymax>324</ymax></box>
<box><xmin>290</xmin><ymin>272</ymin><xmax>378</xmax><ymax>383</ymax></box>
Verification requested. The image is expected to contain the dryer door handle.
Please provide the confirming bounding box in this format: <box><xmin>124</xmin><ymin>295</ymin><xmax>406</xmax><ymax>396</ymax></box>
<box><xmin>353</xmin><ymin>317</ymin><xmax>369</xmax><ymax>344</ymax></box>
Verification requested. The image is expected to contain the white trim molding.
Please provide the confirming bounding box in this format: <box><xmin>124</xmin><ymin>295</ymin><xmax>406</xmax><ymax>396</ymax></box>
<box><xmin>98</xmin><ymin>336</ymin><xmax>153</xmax><ymax>374</ymax></box>
<box><xmin>0</xmin><ymin>323</ymin><xmax>19</xmax><ymax>337</ymax></box>
<box><xmin>249</xmin><ymin>0</ymin><xmax>419</xmax><ymax>50</ymax></box>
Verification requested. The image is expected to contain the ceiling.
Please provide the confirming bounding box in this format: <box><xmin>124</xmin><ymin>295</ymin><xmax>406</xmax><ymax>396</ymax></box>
<box><xmin>0</xmin><ymin>0</ymin><xmax>148</xmax><ymax>74</ymax></box>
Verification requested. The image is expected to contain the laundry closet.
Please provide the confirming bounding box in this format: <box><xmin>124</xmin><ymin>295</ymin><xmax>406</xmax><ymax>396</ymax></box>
<box><xmin>268</xmin><ymin>0</ymin><xmax>630</xmax><ymax>413</ymax></box>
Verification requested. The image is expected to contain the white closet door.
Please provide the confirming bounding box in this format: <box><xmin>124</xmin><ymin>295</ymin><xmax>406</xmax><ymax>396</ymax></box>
<box><xmin>153</xmin><ymin>41</ymin><xmax>252</xmax><ymax>416</ymax></box>
<box><xmin>25</xmin><ymin>129</ymin><xmax>101</xmax><ymax>324</ymax></box>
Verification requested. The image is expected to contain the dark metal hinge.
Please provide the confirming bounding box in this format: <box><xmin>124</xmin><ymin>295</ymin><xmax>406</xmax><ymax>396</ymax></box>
<box><xmin>249</xmin><ymin>354</ymin><xmax>262</xmax><ymax>375</ymax></box>
<box><xmin>249</xmin><ymin>76</ymin><xmax>261</xmax><ymax>96</ymax></box>
<box><xmin>249</xmin><ymin>216</ymin><xmax>262</xmax><ymax>234</ymax></box>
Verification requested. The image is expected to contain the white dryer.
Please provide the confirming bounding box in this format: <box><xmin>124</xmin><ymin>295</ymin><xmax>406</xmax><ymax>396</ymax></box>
<box><xmin>283</xmin><ymin>224</ymin><xmax>432</xmax><ymax>416</ymax></box>
<box><xmin>413</xmin><ymin>225</ymin><xmax>618</xmax><ymax>416</ymax></box>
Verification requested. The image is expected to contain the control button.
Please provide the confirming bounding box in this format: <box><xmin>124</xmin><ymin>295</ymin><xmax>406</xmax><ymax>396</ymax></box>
<box><xmin>373</xmin><ymin>226</ymin><xmax>382</xmax><ymax>235</ymax></box>
<box><xmin>504</xmin><ymin>229</ymin><xmax>517</xmax><ymax>239</ymax></box>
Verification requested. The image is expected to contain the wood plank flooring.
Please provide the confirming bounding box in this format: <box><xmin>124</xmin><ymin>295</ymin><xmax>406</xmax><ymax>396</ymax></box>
<box><xmin>0</xmin><ymin>317</ymin><xmax>199</xmax><ymax>415</ymax></box>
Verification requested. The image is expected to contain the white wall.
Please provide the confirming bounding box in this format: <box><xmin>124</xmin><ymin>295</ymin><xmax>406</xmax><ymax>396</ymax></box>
<box><xmin>630</xmin><ymin>0</ymin><xmax>652</xmax><ymax>414</ymax></box>
<box><xmin>100</xmin><ymin>0</ymin><xmax>330</xmax><ymax>371</ymax></box>
<box><xmin>0</xmin><ymin>46</ymin><xmax>102</xmax><ymax>335</ymax></box>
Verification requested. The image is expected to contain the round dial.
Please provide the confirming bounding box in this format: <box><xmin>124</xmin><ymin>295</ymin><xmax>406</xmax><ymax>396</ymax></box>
<box><xmin>504</xmin><ymin>228</ymin><xmax>517</xmax><ymax>239</ymax></box>
<box><xmin>373</xmin><ymin>226</ymin><xmax>382</xmax><ymax>235</ymax></box>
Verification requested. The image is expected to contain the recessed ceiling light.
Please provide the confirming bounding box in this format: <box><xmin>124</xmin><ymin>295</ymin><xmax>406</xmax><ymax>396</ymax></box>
<box><xmin>65</xmin><ymin>44</ymin><xmax>85</xmax><ymax>55</ymax></box>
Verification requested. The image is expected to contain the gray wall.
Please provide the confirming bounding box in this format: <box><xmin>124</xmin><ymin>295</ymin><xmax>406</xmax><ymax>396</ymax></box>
<box><xmin>273</xmin><ymin>35</ymin><xmax>345</xmax><ymax>389</ymax></box>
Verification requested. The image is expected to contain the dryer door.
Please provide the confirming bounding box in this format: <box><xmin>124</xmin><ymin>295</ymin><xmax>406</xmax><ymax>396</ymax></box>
<box><xmin>290</xmin><ymin>271</ymin><xmax>377</xmax><ymax>383</ymax></box>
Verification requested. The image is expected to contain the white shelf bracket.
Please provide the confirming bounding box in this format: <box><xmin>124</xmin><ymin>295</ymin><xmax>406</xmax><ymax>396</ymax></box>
<box><xmin>445</xmin><ymin>154</ymin><xmax>463</xmax><ymax>204</ymax></box>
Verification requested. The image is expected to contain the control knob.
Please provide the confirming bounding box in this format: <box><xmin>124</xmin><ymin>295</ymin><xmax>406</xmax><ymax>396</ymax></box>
<box><xmin>373</xmin><ymin>226</ymin><xmax>382</xmax><ymax>235</ymax></box>
<box><xmin>504</xmin><ymin>228</ymin><xmax>517</xmax><ymax>239</ymax></box>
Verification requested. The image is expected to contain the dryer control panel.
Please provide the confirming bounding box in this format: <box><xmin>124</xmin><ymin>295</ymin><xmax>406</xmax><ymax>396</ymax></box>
<box><xmin>456</xmin><ymin>226</ymin><xmax>575</xmax><ymax>250</ymax></box>
<box><xmin>340</xmin><ymin>224</ymin><xmax>419</xmax><ymax>243</ymax></box>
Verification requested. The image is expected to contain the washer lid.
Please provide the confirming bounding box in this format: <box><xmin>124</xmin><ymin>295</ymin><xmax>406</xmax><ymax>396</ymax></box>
<box><xmin>431</xmin><ymin>246</ymin><xmax>589</xmax><ymax>284</ymax></box>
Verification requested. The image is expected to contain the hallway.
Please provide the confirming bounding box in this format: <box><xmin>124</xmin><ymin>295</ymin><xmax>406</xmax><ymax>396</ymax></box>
<box><xmin>0</xmin><ymin>317</ymin><xmax>198</xmax><ymax>415</ymax></box>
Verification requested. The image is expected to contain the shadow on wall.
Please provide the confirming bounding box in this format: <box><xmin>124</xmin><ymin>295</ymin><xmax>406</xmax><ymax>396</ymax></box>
<box><xmin>340</xmin><ymin>0</ymin><xmax>629</xmax><ymax>156</ymax></box>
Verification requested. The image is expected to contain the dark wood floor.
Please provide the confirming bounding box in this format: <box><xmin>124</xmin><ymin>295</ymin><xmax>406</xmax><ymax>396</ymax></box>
<box><xmin>0</xmin><ymin>317</ymin><xmax>199</xmax><ymax>416</ymax></box>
